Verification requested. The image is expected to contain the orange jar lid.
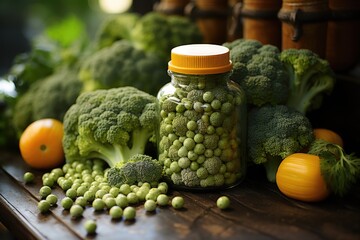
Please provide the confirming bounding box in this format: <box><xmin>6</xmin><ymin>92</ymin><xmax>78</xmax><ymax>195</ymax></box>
<box><xmin>168</xmin><ymin>44</ymin><xmax>232</xmax><ymax>75</ymax></box>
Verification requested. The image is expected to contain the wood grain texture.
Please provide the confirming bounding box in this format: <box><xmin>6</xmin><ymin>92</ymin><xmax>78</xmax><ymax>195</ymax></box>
<box><xmin>0</xmin><ymin>151</ymin><xmax>359</xmax><ymax>240</ymax></box>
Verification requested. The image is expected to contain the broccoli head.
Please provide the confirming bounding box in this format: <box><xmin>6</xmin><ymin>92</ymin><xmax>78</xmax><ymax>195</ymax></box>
<box><xmin>131</xmin><ymin>12</ymin><xmax>203</xmax><ymax>60</ymax></box>
<box><xmin>280</xmin><ymin>48</ymin><xmax>335</xmax><ymax>114</ymax></box>
<box><xmin>223</xmin><ymin>39</ymin><xmax>289</xmax><ymax>107</ymax></box>
<box><xmin>62</xmin><ymin>87</ymin><xmax>158</xmax><ymax>168</ymax></box>
<box><xmin>248</xmin><ymin>104</ymin><xmax>314</xmax><ymax>182</ymax></box>
<box><xmin>12</xmin><ymin>68</ymin><xmax>83</xmax><ymax>135</ymax></box>
<box><xmin>107</xmin><ymin>154</ymin><xmax>163</xmax><ymax>187</ymax></box>
<box><xmin>94</xmin><ymin>13</ymin><xmax>140</xmax><ymax>50</ymax></box>
<box><xmin>78</xmin><ymin>40</ymin><xmax>168</xmax><ymax>96</ymax></box>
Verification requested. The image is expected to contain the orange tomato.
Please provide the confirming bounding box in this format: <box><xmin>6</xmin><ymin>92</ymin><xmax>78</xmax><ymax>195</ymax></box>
<box><xmin>313</xmin><ymin>128</ymin><xmax>343</xmax><ymax>147</ymax></box>
<box><xmin>276</xmin><ymin>153</ymin><xmax>330</xmax><ymax>202</ymax></box>
<box><xmin>19</xmin><ymin>118</ymin><xmax>64</xmax><ymax>169</ymax></box>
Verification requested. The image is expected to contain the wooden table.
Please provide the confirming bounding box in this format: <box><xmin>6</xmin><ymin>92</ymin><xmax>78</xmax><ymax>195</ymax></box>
<box><xmin>1</xmin><ymin>151</ymin><xmax>359</xmax><ymax>240</ymax></box>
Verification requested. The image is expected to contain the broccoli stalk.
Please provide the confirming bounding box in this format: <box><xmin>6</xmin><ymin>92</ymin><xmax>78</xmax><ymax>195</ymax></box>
<box><xmin>106</xmin><ymin>154</ymin><xmax>163</xmax><ymax>186</ymax></box>
<box><xmin>76</xmin><ymin>128</ymin><xmax>153</xmax><ymax>168</ymax></box>
<box><xmin>248</xmin><ymin>105</ymin><xmax>315</xmax><ymax>182</ymax></box>
<box><xmin>280</xmin><ymin>49</ymin><xmax>335</xmax><ymax>114</ymax></box>
<box><xmin>62</xmin><ymin>87</ymin><xmax>158</xmax><ymax>168</ymax></box>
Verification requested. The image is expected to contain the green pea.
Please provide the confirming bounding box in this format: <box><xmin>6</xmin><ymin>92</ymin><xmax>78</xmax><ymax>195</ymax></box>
<box><xmin>61</xmin><ymin>197</ymin><xmax>73</xmax><ymax>210</ymax></box>
<box><xmin>23</xmin><ymin>172</ymin><xmax>35</xmax><ymax>183</ymax></box>
<box><xmin>105</xmin><ymin>197</ymin><xmax>117</xmax><ymax>209</ymax></box>
<box><xmin>70</xmin><ymin>204</ymin><xmax>83</xmax><ymax>218</ymax></box>
<box><xmin>193</xmin><ymin>102</ymin><xmax>203</xmax><ymax>112</ymax></box>
<box><xmin>190</xmin><ymin>162</ymin><xmax>199</xmax><ymax>171</ymax></box>
<box><xmin>119</xmin><ymin>184</ymin><xmax>131</xmax><ymax>195</ymax></box>
<box><xmin>61</xmin><ymin>179</ymin><xmax>73</xmax><ymax>191</ymax></box>
<box><xmin>123</xmin><ymin>206</ymin><xmax>136</xmax><ymax>220</ymax></box>
<box><xmin>221</xmin><ymin>102</ymin><xmax>233</xmax><ymax>114</ymax></box>
<box><xmin>217</xmin><ymin>196</ymin><xmax>231</xmax><ymax>209</ymax></box>
<box><xmin>188</xmin><ymin>151</ymin><xmax>198</xmax><ymax>161</ymax></box>
<box><xmin>66</xmin><ymin>188</ymin><xmax>77</xmax><ymax>200</ymax></box>
<box><xmin>127</xmin><ymin>192</ymin><xmax>138</xmax><ymax>204</ymax></box>
<box><xmin>38</xmin><ymin>200</ymin><xmax>51</xmax><ymax>213</ymax></box>
<box><xmin>183</xmin><ymin>138</ymin><xmax>195</xmax><ymax>150</ymax></box>
<box><xmin>156</xmin><ymin>194</ymin><xmax>169</xmax><ymax>206</ymax></box>
<box><xmin>95</xmin><ymin>189</ymin><xmax>107</xmax><ymax>199</ymax></box>
<box><xmin>194</xmin><ymin>144</ymin><xmax>205</xmax><ymax>155</ymax></box>
<box><xmin>84</xmin><ymin>219</ymin><xmax>97</xmax><ymax>234</ymax></box>
<box><xmin>136</xmin><ymin>189</ymin><xmax>148</xmax><ymax>201</ymax></box>
<box><xmin>109</xmin><ymin>206</ymin><xmax>123</xmax><ymax>219</ymax></box>
<box><xmin>39</xmin><ymin>186</ymin><xmax>52</xmax><ymax>198</ymax></box>
<box><xmin>178</xmin><ymin>146</ymin><xmax>188</xmax><ymax>157</ymax></box>
<box><xmin>146</xmin><ymin>188</ymin><xmax>161</xmax><ymax>201</ymax></box>
<box><xmin>186</xmin><ymin>120</ymin><xmax>197</xmax><ymax>131</ymax></box>
<box><xmin>115</xmin><ymin>195</ymin><xmax>129</xmax><ymax>208</ymax></box>
<box><xmin>144</xmin><ymin>200</ymin><xmax>157</xmax><ymax>212</ymax></box>
<box><xmin>83</xmin><ymin>191</ymin><xmax>95</xmax><ymax>203</ymax></box>
<box><xmin>75</xmin><ymin>196</ymin><xmax>87</xmax><ymax>207</ymax></box>
<box><xmin>46</xmin><ymin>194</ymin><xmax>58</xmax><ymax>206</ymax></box>
<box><xmin>76</xmin><ymin>185</ymin><xmax>88</xmax><ymax>197</ymax></box>
<box><xmin>42</xmin><ymin>177</ymin><xmax>55</xmax><ymax>188</ymax></box>
<box><xmin>92</xmin><ymin>198</ymin><xmax>105</xmax><ymax>211</ymax></box>
<box><xmin>194</xmin><ymin>133</ymin><xmax>204</xmax><ymax>143</ymax></box>
<box><xmin>171</xmin><ymin>196</ymin><xmax>184</xmax><ymax>209</ymax></box>
<box><xmin>178</xmin><ymin>157</ymin><xmax>191</xmax><ymax>169</ymax></box>
<box><xmin>170</xmin><ymin>161</ymin><xmax>181</xmax><ymax>173</ymax></box>
<box><xmin>203</xmin><ymin>92</ymin><xmax>214</xmax><ymax>103</ymax></box>
<box><xmin>211</xmin><ymin>99</ymin><xmax>222</xmax><ymax>110</ymax></box>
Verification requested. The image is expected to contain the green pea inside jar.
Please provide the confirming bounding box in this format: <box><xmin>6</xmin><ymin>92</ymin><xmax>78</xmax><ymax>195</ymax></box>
<box><xmin>157</xmin><ymin>44</ymin><xmax>247</xmax><ymax>190</ymax></box>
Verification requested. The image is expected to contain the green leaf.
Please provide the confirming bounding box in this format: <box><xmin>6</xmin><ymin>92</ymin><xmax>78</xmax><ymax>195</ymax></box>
<box><xmin>45</xmin><ymin>15</ymin><xmax>85</xmax><ymax>47</ymax></box>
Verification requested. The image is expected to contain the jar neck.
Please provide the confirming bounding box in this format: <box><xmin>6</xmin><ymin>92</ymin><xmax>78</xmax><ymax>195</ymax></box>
<box><xmin>168</xmin><ymin>71</ymin><xmax>231</xmax><ymax>89</ymax></box>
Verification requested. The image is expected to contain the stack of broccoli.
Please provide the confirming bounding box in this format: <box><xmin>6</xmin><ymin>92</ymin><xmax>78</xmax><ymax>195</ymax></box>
<box><xmin>62</xmin><ymin>87</ymin><xmax>163</xmax><ymax>186</ymax></box>
<box><xmin>3</xmin><ymin>12</ymin><xmax>203</xmax><ymax>140</ymax></box>
<box><xmin>223</xmin><ymin>39</ymin><xmax>335</xmax><ymax>182</ymax></box>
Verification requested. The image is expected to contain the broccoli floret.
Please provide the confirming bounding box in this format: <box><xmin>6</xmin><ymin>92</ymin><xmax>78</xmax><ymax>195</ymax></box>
<box><xmin>12</xmin><ymin>68</ymin><xmax>83</xmax><ymax>134</ymax></box>
<box><xmin>94</xmin><ymin>13</ymin><xmax>140</xmax><ymax>50</ymax></box>
<box><xmin>62</xmin><ymin>87</ymin><xmax>158</xmax><ymax>168</ymax></box>
<box><xmin>172</xmin><ymin>115</ymin><xmax>188</xmax><ymax>137</ymax></box>
<box><xmin>131</xmin><ymin>12</ymin><xmax>203</xmax><ymax>60</ymax></box>
<box><xmin>181</xmin><ymin>168</ymin><xmax>200</xmax><ymax>187</ymax></box>
<box><xmin>107</xmin><ymin>154</ymin><xmax>163</xmax><ymax>186</ymax></box>
<box><xmin>203</xmin><ymin>134</ymin><xmax>220</xmax><ymax>150</ymax></box>
<box><xmin>248</xmin><ymin>104</ymin><xmax>314</xmax><ymax>182</ymax></box>
<box><xmin>223</xmin><ymin>39</ymin><xmax>289</xmax><ymax>107</ymax></box>
<box><xmin>78</xmin><ymin>40</ymin><xmax>168</xmax><ymax>96</ymax></box>
<box><xmin>280</xmin><ymin>48</ymin><xmax>335</xmax><ymax>114</ymax></box>
<box><xmin>203</xmin><ymin>157</ymin><xmax>222</xmax><ymax>175</ymax></box>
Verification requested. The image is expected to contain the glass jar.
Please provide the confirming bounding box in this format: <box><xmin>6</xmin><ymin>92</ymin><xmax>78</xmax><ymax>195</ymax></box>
<box><xmin>157</xmin><ymin>44</ymin><xmax>247</xmax><ymax>191</ymax></box>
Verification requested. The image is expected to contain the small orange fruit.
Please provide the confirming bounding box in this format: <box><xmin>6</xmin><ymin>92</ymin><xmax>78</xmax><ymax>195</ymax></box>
<box><xmin>313</xmin><ymin>128</ymin><xmax>344</xmax><ymax>147</ymax></box>
<box><xmin>19</xmin><ymin>118</ymin><xmax>64</xmax><ymax>169</ymax></box>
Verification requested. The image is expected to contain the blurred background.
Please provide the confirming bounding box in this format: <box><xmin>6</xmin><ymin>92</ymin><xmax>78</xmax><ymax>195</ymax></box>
<box><xmin>0</xmin><ymin>0</ymin><xmax>157</xmax><ymax>74</ymax></box>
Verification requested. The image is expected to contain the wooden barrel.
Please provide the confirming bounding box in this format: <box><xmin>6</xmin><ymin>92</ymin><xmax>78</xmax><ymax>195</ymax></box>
<box><xmin>154</xmin><ymin>0</ymin><xmax>191</xmax><ymax>16</ymax></box>
<box><xmin>185</xmin><ymin>0</ymin><xmax>229</xmax><ymax>44</ymax></box>
<box><xmin>278</xmin><ymin>0</ymin><xmax>330</xmax><ymax>58</ymax></box>
<box><xmin>326</xmin><ymin>0</ymin><xmax>360</xmax><ymax>72</ymax></box>
<box><xmin>241</xmin><ymin>0</ymin><xmax>282</xmax><ymax>48</ymax></box>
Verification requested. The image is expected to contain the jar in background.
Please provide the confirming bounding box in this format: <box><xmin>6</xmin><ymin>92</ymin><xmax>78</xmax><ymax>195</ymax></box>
<box><xmin>157</xmin><ymin>44</ymin><xmax>247</xmax><ymax>190</ymax></box>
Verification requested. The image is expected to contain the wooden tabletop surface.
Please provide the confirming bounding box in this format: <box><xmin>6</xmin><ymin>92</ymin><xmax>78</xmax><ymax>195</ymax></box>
<box><xmin>0</xmin><ymin>150</ymin><xmax>359</xmax><ymax>240</ymax></box>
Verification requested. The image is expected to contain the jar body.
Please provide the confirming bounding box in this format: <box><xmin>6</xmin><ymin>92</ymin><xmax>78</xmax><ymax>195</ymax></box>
<box><xmin>157</xmin><ymin>71</ymin><xmax>247</xmax><ymax>190</ymax></box>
